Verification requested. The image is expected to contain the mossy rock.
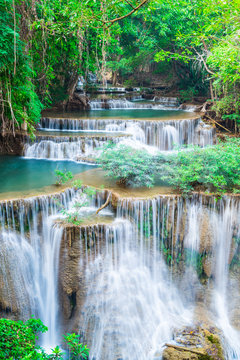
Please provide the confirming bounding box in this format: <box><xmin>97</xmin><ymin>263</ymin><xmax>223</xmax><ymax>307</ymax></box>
<box><xmin>162</xmin><ymin>347</ymin><xmax>199</xmax><ymax>359</ymax></box>
<box><xmin>162</xmin><ymin>327</ymin><xmax>224</xmax><ymax>360</ymax></box>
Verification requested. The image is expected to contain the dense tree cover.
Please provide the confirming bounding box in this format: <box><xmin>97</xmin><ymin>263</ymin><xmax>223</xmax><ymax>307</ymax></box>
<box><xmin>0</xmin><ymin>318</ymin><xmax>89</xmax><ymax>359</ymax></box>
<box><xmin>0</xmin><ymin>0</ymin><xmax>148</xmax><ymax>135</ymax></box>
<box><xmin>108</xmin><ymin>0</ymin><xmax>240</xmax><ymax>117</ymax></box>
<box><xmin>1</xmin><ymin>0</ymin><xmax>239</xmax><ymax>134</ymax></box>
<box><xmin>98</xmin><ymin>138</ymin><xmax>240</xmax><ymax>194</ymax></box>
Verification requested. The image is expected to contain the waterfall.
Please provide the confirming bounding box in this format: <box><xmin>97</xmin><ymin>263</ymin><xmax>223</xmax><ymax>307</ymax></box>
<box><xmin>78</xmin><ymin>194</ymin><xmax>240</xmax><ymax>359</ymax></box>
<box><xmin>39</xmin><ymin>117</ymin><xmax>215</xmax><ymax>151</ymax></box>
<box><xmin>0</xmin><ymin>189</ymin><xmax>76</xmax><ymax>347</ymax></box>
<box><xmin>0</xmin><ymin>189</ymin><xmax>109</xmax><ymax>347</ymax></box>
<box><xmin>81</xmin><ymin>218</ymin><xmax>191</xmax><ymax>360</ymax></box>
<box><xmin>89</xmin><ymin>98</ymin><xmax>180</xmax><ymax>110</ymax></box>
<box><xmin>210</xmin><ymin>198</ymin><xmax>240</xmax><ymax>359</ymax></box>
<box><xmin>0</xmin><ymin>231</ymin><xmax>37</xmax><ymax>317</ymax></box>
<box><xmin>23</xmin><ymin>136</ymin><xmax>118</xmax><ymax>161</ymax></box>
<box><xmin>1</xmin><ymin>186</ymin><xmax>240</xmax><ymax>357</ymax></box>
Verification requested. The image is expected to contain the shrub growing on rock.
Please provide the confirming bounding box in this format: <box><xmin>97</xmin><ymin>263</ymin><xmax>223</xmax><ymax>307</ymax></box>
<box><xmin>98</xmin><ymin>138</ymin><xmax>240</xmax><ymax>194</ymax></box>
<box><xmin>158</xmin><ymin>138</ymin><xmax>240</xmax><ymax>193</ymax></box>
<box><xmin>98</xmin><ymin>144</ymin><xmax>161</xmax><ymax>188</ymax></box>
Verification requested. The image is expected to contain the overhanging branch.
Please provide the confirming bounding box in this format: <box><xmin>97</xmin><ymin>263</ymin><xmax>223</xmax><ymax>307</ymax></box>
<box><xmin>106</xmin><ymin>0</ymin><xmax>149</xmax><ymax>28</ymax></box>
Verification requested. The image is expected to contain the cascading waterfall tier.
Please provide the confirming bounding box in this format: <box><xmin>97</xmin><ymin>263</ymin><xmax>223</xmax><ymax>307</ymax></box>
<box><xmin>80</xmin><ymin>217</ymin><xmax>191</xmax><ymax>360</ymax></box>
<box><xmin>75</xmin><ymin>194</ymin><xmax>240</xmax><ymax>360</ymax></box>
<box><xmin>1</xmin><ymin>188</ymin><xmax>240</xmax><ymax>358</ymax></box>
<box><xmin>24</xmin><ymin>134</ymin><xmax>123</xmax><ymax>161</ymax></box>
<box><xmin>89</xmin><ymin>98</ymin><xmax>180</xmax><ymax>110</ymax></box>
<box><xmin>39</xmin><ymin>117</ymin><xmax>215</xmax><ymax>152</ymax></box>
<box><xmin>0</xmin><ymin>189</ymin><xmax>77</xmax><ymax>347</ymax></box>
<box><xmin>0</xmin><ymin>188</ymin><xmax>108</xmax><ymax>347</ymax></box>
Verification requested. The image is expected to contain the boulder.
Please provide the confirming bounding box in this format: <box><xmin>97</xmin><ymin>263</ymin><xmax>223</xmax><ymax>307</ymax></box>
<box><xmin>162</xmin><ymin>327</ymin><xmax>224</xmax><ymax>360</ymax></box>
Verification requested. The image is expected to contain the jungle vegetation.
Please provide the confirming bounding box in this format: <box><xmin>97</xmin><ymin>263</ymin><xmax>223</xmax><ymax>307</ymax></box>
<box><xmin>0</xmin><ymin>317</ymin><xmax>89</xmax><ymax>359</ymax></box>
<box><xmin>98</xmin><ymin>138</ymin><xmax>240</xmax><ymax>194</ymax></box>
<box><xmin>0</xmin><ymin>0</ymin><xmax>239</xmax><ymax>135</ymax></box>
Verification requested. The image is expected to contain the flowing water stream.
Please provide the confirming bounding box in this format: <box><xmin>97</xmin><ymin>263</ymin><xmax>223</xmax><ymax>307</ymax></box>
<box><xmin>0</xmin><ymin>190</ymin><xmax>75</xmax><ymax>346</ymax></box>
<box><xmin>0</xmin><ymin>96</ymin><xmax>239</xmax><ymax>359</ymax></box>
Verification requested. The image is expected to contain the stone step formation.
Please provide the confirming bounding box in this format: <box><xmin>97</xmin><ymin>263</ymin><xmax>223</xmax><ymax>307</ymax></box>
<box><xmin>0</xmin><ymin>96</ymin><xmax>239</xmax><ymax>360</ymax></box>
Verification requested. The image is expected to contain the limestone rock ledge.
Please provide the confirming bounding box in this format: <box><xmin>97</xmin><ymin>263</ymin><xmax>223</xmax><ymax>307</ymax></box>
<box><xmin>58</xmin><ymin>222</ymin><xmax>109</xmax><ymax>334</ymax></box>
<box><xmin>162</xmin><ymin>327</ymin><xmax>224</xmax><ymax>360</ymax></box>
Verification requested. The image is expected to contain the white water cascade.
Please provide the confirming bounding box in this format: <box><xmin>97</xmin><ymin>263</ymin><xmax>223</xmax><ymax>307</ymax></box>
<box><xmin>34</xmin><ymin>117</ymin><xmax>216</xmax><ymax>161</ymax></box>
<box><xmin>210</xmin><ymin>198</ymin><xmax>240</xmax><ymax>359</ymax></box>
<box><xmin>24</xmin><ymin>136</ymin><xmax>117</xmax><ymax>161</ymax></box>
<box><xmin>78</xmin><ymin>195</ymin><xmax>240</xmax><ymax>360</ymax></box>
<box><xmin>0</xmin><ymin>190</ymin><xmax>75</xmax><ymax>347</ymax></box>
<box><xmin>81</xmin><ymin>218</ymin><xmax>192</xmax><ymax>360</ymax></box>
<box><xmin>89</xmin><ymin>98</ymin><xmax>180</xmax><ymax>110</ymax></box>
<box><xmin>1</xmin><ymin>188</ymin><xmax>240</xmax><ymax>358</ymax></box>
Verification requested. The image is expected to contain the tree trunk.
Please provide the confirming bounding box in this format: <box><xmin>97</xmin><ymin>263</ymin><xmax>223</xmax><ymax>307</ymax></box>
<box><xmin>209</xmin><ymin>79</ymin><xmax>214</xmax><ymax>101</ymax></box>
<box><xmin>112</xmin><ymin>71</ymin><xmax>118</xmax><ymax>86</ymax></box>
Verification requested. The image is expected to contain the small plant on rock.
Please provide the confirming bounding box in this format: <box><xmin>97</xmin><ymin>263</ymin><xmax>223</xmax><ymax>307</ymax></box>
<box><xmin>55</xmin><ymin>169</ymin><xmax>74</xmax><ymax>185</ymax></box>
<box><xmin>64</xmin><ymin>333</ymin><xmax>89</xmax><ymax>360</ymax></box>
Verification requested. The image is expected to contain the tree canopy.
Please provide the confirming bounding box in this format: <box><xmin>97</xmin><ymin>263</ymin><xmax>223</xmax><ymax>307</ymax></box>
<box><xmin>1</xmin><ymin>0</ymin><xmax>239</xmax><ymax>134</ymax></box>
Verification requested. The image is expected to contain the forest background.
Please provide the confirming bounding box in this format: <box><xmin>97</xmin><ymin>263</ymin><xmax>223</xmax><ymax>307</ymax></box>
<box><xmin>0</xmin><ymin>0</ymin><xmax>239</xmax><ymax>135</ymax></box>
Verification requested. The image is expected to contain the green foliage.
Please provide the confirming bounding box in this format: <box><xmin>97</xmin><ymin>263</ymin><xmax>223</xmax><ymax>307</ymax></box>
<box><xmin>98</xmin><ymin>138</ymin><xmax>240</xmax><ymax>194</ymax></box>
<box><xmin>71</xmin><ymin>180</ymin><xmax>83</xmax><ymax>189</ymax></box>
<box><xmin>0</xmin><ymin>318</ymin><xmax>89</xmax><ymax>360</ymax></box>
<box><xmin>0</xmin><ymin>318</ymin><xmax>47</xmax><ymax>360</ymax></box>
<box><xmin>1</xmin><ymin>0</ymin><xmax>240</xmax><ymax>133</ymax></box>
<box><xmin>64</xmin><ymin>333</ymin><xmax>89</xmax><ymax>360</ymax></box>
<box><xmin>153</xmin><ymin>0</ymin><xmax>240</xmax><ymax>106</ymax></box>
<box><xmin>48</xmin><ymin>346</ymin><xmax>64</xmax><ymax>360</ymax></box>
<box><xmin>25</xmin><ymin>318</ymin><xmax>48</xmax><ymax>335</ymax></box>
<box><xmin>158</xmin><ymin>138</ymin><xmax>240</xmax><ymax>194</ymax></box>
<box><xmin>0</xmin><ymin>0</ymin><xmax>151</xmax><ymax>134</ymax></box>
<box><xmin>0</xmin><ymin>0</ymin><xmax>42</xmax><ymax>135</ymax></box>
<box><xmin>222</xmin><ymin>114</ymin><xmax>240</xmax><ymax>124</ymax></box>
<box><xmin>178</xmin><ymin>87</ymin><xmax>197</xmax><ymax>103</ymax></box>
<box><xmin>98</xmin><ymin>144</ymin><xmax>160</xmax><ymax>188</ymax></box>
<box><xmin>55</xmin><ymin>170</ymin><xmax>74</xmax><ymax>185</ymax></box>
<box><xmin>60</xmin><ymin>186</ymin><xmax>96</xmax><ymax>225</ymax></box>
<box><xmin>212</xmin><ymin>95</ymin><xmax>240</xmax><ymax>117</ymax></box>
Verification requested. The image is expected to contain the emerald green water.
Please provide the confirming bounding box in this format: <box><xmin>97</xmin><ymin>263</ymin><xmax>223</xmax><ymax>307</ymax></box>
<box><xmin>85</xmin><ymin>109</ymin><xmax>188</xmax><ymax>119</ymax></box>
<box><xmin>0</xmin><ymin>156</ymin><xmax>96</xmax><ymax>193</ymax></box>
<box><xmin>44</xmin><ymin>109</ymin><xmax>195</xmax><ymax>120</ymax></box>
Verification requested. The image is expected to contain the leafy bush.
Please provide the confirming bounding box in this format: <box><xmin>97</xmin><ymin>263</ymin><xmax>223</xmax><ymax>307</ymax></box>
<box><xmin>212</xmin><ymin>95</ymin><xmax>240</xmax><ymax>117</ymax></box>
<box><xmin>178</xmin><ymin>87</ymin><xmax>197</xmax><ymax>103</ymax></box>
<box><xmin>98</xmin><ymin>144</ymin><xmax>161</xmax><ymax>188</ymax></box>
<box><xmin>98</xmin><ymin>139</ymin><xmax>240</xmax><ymax>194</ymax></box>
<box><xmin>0</xmin><ymin>318</ymin><xmax>47</xmax><ymax>360</ymax></box>
<box><xmin>0</xmin><ymin>318</ymin><xmax>89</xmax><ymax>360</ymax></box>
<box><xmin>55</xmin><ymin>170</ymin><xmax>74</xmax><ymax>185</ymax></box>
<box><xmin>158</xmin><ymin>138</ymin><xmax>240</xmax><ymax>193</ymax></box>
<box><xmin>64</xmin><ymin>333</ymin><xmax>89</xmax><ymax>360</ymax></box>
<box><xmin>222</xmin><ymin>113</ymin><xmax>240</xmax><ymax>124</ymax></box>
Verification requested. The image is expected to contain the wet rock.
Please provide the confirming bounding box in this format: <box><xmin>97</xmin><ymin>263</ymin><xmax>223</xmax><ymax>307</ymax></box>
<box><xmin>58</xmin><ymin>223</ymin><xmax>109</xmax><ymax>333</ymax></box>
<box><xmin>162</xmin><ymin>327</ymin><xmax>224</xmax><ymax>360</ymax></box>
<box><xmin>203</xmin><ymin>256</ymin><xmax>213</xmax><ymax>278</ymax></box>
<box><xmin>163</xmin><ymin>347</ymin><xmax>198</xmax><ymax>360</ymax></box>
<box><xmin>199</xmin><ymin>211</ymin><xmax>213</xmax><ymax>253</ymax></box>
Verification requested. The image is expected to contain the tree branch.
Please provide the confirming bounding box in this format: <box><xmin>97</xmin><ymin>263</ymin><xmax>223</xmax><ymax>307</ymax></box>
<box><xmin>165</xmin><ymin>344</ymin><xmax>205</xmax><ymax>356</ymax></box>
<box><xmin>204</xmin><ymin>115</ymin><xmax>231</xmax><ymax>133</ymax></box>
<box><xmin>96</xmin><ymin>193</ymin><xmax>111</xmax><ymax>214</ymax></box>
<box><xmin>193</xmin><ymin>47</ymin><xmax>215</xmax><ymax>75</ymax></box>
<box><xmin>124</xmin><ymin>0</ymin><xmax>135</xmax><ymax>9</ymax></box>
<box><xmin>106</xmin><ymin>0</ymin><xmax>149</xmax><ymax>28</ymax></box>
